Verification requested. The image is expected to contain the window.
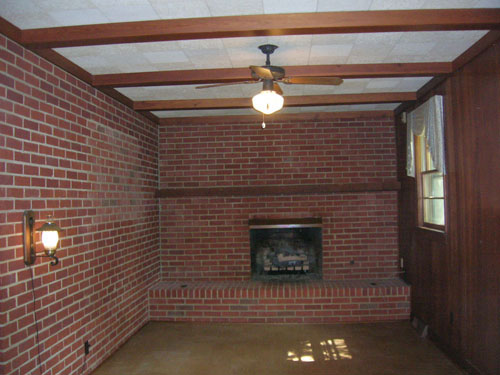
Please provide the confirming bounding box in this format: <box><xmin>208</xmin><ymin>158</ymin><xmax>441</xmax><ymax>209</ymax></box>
<box><xmin>406</xmin><ymin>95</ymin><xmax>446</xmax><ymax>230</ymax></box>
<box><xmin>414</xmin><ymin>135</ymin><xmax>445</xmax><ymax>228</ymax></box>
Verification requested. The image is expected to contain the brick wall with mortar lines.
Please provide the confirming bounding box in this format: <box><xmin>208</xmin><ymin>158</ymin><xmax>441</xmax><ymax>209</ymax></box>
<box><xmin>160</xmin><ymin>117</ymin><xmax>396</xmax><ymax>188</ymax></box>
<box><xmin>149</xmin><ymin>280</ymin><xmax>410</xmax><ymax>323</ymax></box>
<box><xmin>0</xmin><ymin>35</ymin><xmax>159</xmax><ymax>375</ymax></box>
<box><xmin>159</xmin><ymin>117</ymin><xmax>399</xmax><ymax>281</ymax></box>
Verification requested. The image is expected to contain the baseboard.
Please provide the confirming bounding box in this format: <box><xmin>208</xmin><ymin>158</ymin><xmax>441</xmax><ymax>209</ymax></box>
<box><xmin>427</xmin><ymin>329</ymin><xmax>484</xmax><ymax>375</ymax></box>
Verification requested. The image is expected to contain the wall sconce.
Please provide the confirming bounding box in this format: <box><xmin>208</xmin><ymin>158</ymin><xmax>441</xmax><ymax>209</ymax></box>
<box><xmin>23</xmin><ymin>210</ymin><xmax>62</xmax><ymax>266</ymax></box>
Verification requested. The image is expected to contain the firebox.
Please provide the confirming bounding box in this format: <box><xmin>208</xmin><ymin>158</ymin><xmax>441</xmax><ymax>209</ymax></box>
<box><xmin>249</xmin><ymin>218</ymin><xmax>322</xmax><ymax>281</ymax></box>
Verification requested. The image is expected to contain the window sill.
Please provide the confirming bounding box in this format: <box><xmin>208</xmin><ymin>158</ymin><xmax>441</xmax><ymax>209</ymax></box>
<box><xmin>416</xmin><ymin>226</ymin><xmax>446</xmax><ymax>240</ymax></box>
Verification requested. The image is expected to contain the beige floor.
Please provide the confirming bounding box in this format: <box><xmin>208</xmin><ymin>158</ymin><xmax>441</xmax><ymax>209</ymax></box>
<box><xmin>91</xmin><ymin>322</ymin><xmax>465</xmax><ymax>375</ymax></box>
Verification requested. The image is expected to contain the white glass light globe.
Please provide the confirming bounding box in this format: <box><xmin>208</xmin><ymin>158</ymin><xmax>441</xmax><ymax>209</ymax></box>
<box><xmin>252</xmin><ymin>90</ymin><xmax>284</xmax><ymax>114</ymax></box>
<box><xmin>42</xmin><ymin>230</ymin><xmax>59</xmax><ymax>251</ymax></box>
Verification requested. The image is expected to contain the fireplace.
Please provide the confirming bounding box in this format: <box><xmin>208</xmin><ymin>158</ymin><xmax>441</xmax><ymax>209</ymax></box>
<box><xmin>249</xmin><ymin>218</ymin><xmax>322</xmax><ymax>281</ymax></box>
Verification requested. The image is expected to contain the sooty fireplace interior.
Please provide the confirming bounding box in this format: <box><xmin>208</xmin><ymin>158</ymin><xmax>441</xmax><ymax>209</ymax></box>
<box><xmin>249</xmin><ymin>218</ymin><xmax>322</xmax><ymax>281</ymax></box>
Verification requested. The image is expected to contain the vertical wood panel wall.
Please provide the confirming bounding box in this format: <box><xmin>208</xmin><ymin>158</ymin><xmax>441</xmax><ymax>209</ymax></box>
<box><xmin>396</xmin><ymin>41</ymin><xmax>500</xmax><ymax>375</ymax></box>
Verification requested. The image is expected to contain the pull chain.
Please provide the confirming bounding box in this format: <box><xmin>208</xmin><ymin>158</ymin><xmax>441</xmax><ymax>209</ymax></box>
<box><xmin>261</xmin><ymin>113</ymin><xmax>266</xmax><ymax>129</ymax></box>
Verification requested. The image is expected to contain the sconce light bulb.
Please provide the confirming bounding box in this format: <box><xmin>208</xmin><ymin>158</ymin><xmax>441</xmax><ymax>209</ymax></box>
<box><xmin>42</xmin><ymin>230</ymin><xmax>59</xmax><ymax>251</ymax></box>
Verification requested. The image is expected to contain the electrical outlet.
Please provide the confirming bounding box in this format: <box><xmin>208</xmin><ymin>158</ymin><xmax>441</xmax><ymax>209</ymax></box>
<box><xmin>84</xmin><ymin>341</ymin><xmax>90</xmax><ymax>355</ymax></box>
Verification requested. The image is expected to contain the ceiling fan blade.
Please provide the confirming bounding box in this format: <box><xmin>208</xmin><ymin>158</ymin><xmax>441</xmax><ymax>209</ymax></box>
<box><xmin>196</xmin><ymin>81</ymin><xmax>256</xmax><ymax>89</ymax></box>
<box><xmin>250</xmin><ymin>65</ymin><xmax>274</xmax><ymax>80</ymax></box>
<box><xmin>273</xmin><ymin>82</ymin><xmax>283</xmax><ymax>95</ymax></box>
<box><xmin>282</xmin><ymin>76</ymin><xmax>344</xmax><ymax>85</ymax></box>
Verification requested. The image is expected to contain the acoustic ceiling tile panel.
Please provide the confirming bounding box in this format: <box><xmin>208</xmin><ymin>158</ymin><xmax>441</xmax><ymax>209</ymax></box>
<box><xmin>317</xmin><ymin>0</ymin><xmax>373</xmax><ymax>12</ymax></box>
<box><xmin>204</xmin><ymin>0</ymin><xmax>264</xmax><ymax>16</ymax></box>
<box><xmin>263</xmin><ymin>0</ymin><xmax>318</xmax><ymax>14</ymax></box>
<box><xmin>369</xmin><ymin>0</ymin><xmax>427</xmax><ymax>10</ymax></box>
<box><xmin>149</xmin><ymin>0</ymin><xmax>211</xmax><ymax>19</ymax></box>
<box><xmin>95</xmin><ymin>4</ymin><xmax>160</xmax><ymax>22</ymax></box>
<box><xmin>48</xmin><ymin>8</ymin><xmax>109</xmax><ymax>26</ymax></box>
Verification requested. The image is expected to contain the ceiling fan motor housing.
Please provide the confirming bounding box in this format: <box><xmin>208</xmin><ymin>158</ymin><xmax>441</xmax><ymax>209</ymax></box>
<box><xmin>251</xmin><ymin>65</ymin><xmax>285</xmax><ymax>80</ymax></box>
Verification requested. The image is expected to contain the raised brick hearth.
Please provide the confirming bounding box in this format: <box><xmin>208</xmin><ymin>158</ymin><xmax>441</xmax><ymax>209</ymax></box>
<box><xmin>149</xmin><ymin>279</ymin><xmax>410</xmax><ymax>323</ymax></box>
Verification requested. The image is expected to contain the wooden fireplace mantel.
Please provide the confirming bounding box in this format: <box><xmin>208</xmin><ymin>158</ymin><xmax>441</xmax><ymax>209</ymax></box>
<box><xmin>156</xmin><ymin>180</ymin><xmax>400</xmax><ymax>198</ymax></box>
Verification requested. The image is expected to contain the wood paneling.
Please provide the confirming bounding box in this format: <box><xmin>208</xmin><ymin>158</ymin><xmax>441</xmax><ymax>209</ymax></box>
<box><xmin>396</xmin><ymin>40</ymin><xmax>500</xmax><ymax>375</ymax></box>
<box><xmin>20</xmin><ymin>9</ymin><xmax>500</xmax><ymax>49</ymax></box>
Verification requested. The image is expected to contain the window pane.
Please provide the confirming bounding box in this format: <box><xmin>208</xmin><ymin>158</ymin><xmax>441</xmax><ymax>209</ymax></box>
<box><xmin>423</xmin><ymin>173</ymin><xmax>444</xmax><ymax>198</ymax></box>
<box><xmin>423</xmin><ymin>198</ymin><xmax>445</xmax><ymax>225</ymax></box>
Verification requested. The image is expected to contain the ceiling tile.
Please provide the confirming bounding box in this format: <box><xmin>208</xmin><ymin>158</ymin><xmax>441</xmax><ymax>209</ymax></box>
<box><xmin>205</xmin><ymin>0</ymin><xmax>264</xmax><ymax>16</ymax></box>
<box><xmin>186</xmin><ymin>49</ymin><xmax>233</xmax><ymax>69</ymax></box>
<box><xmin>355</xmin><ymin>32</ymin><xmax>402</xmax><ymax>44</ymax></box>
<box><xmin>421</xmin><ymin>0</ymin><xmax>480</xmax><ymax>8</ymax></box>
<box><xmin>0</xmin><ymin>0</ymin><xmax>42</xmax><ymax>15</ymax></box>
<box><xmin>311</xmin><ymin>34</ymin><xmax>359</xmax><ymax>45</ymax></box>
<box><xmin>0</xmin><ymin>12</ymin><xmax>57</xmax><ymax>29</ymax></box>
<box><xmin>309</xmin><ymin>44</ymin><xmax>353</xmax><ymax>64</ymax></box>
<box><xmin>365</xmin><ymin>79</ymin><xmax>400</xmax><ymax>89</ymax></box>
<box><xmin>144</xmin><ymin>50</ymin><xmax>190</xmax><ymax>64</ymax></box>
<box><xmin>48</xmin><ymin>8</ymin><xmax>109</xmax><ymax>26</ymax></box>
<box><xmin>135</xmin><ymin>41</ymin><xmax>183</xmax><ymax>53</ymax></box>
<box><xmin>263</xmin><ymin>0</ymin><xmax>318</xmax><ymax>14</ymax></box>
<box><xmin>390</xmin><ymin>42</ymin><xmax>437</xmax><ymax>56</ymax></box>
<box><xmin>370</xmin><ymin>0</ymin><xmax>426</xmax><ymax>10</ymax></box>
<box><xmin>94</xmin><ymin>4</ymin><xmax>160</xmax><ymax>22</ymax></box>
<box><xmin>178</xmin><ymin>39</ymin><xmax>225</xmax><ymax>50</ymax></box>
<box><xmin>475</xmin><ymin>0</ymin><xmax>500</xmax><ymax>6</ymax></box>
<box><xmin>39</xmin><ymin>0</ymin><xmax>96</xmax><ymax>11</ymax></box>
<box><xmin>149</xmin><ymin>0</ymin><xmax>211</xmax><ymax>18</ymax></box>
<box><xmin>222</xmin><ymin>37</ymin><xmax>270</xmax><ymax>49</ymax></box>
<box><xmin>91</xmin><ymin>0</ymin><xmax>147</xmax><ymax>5</ymax></box>
<box><xmin>226</xmin><ymin>47</ymin><xmax>265</xmax><ymax>67</ymax></box>
<box><xmin>394</xmin><ymin>77</ymin><xmax>432</xmax><ymax>90</ymax></box>
<box><xmin>318</xmin><ymin>0</ymin><xmax>373</xmax><ymax>11</ymax></box>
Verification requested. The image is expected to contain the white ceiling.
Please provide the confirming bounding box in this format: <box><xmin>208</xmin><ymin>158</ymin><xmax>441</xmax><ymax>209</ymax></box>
<box><xmin>1</xmin><ymin>0</ymin><xmax>499</xmax><ymax>118</ymax></box>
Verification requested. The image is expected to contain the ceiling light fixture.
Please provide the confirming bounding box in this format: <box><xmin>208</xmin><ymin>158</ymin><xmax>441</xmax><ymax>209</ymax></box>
<box><xmin>252</xmin><ymin>79</ymin><xmax>284</xmax><ymax>115</ymax></box>
<box><xmin>23</xmin><ymin>211</ymin><xmax>62</xmax><ymax>266</ymax></box>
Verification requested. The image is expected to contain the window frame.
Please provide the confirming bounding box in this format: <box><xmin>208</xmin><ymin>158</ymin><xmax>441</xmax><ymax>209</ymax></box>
<box><xmin>414</xmin><ymin>134</ymin><xmax>446</xmax><ymax>231</ymax></box>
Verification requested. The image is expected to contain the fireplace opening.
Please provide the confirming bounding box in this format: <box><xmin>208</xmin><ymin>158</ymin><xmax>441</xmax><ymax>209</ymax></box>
<box><xmin>249</xmin><ymin>218</ymin><xmax>322</xmax><ymax>281</ymax></box>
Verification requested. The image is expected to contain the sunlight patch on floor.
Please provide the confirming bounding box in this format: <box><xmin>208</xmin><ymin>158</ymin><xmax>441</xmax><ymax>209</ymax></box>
<box><xmin>287</xmin><ymin>338</ymin><xmax>352</xmax><ymax>362</ymax></box>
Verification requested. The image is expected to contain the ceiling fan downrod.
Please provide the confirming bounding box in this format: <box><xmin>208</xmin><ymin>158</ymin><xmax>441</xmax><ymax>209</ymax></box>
<box><xmin>258</xmin><ymin>44</ymin><xmax>278</xmax><ymax>66</ymax></box>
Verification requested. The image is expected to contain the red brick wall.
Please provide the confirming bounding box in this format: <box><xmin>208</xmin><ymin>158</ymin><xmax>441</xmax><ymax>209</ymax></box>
<box><xmin>0</xmin><ymin>35</ymin><xmax>159</xmax><ymax>375</ymax></box>
<box><xmin>161</xmin><ymin>118</ymin><xmax>396</xmax><ymax>188</ymax></box>
<box><xmin>159</xmin><ymin>117</ymin><xmax>399</xmax><ymax>281</ymax></box>
<box><xmin>149</xmin><ymin>279</ymin><xmax>411</xmax><ymax>323</ymax></box>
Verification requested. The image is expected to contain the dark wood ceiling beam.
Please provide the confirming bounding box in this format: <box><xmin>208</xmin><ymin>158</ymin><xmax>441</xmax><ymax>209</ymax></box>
<box><xmin>21</xmin><ymin>9</ymin><xmax>500</xmax><ymax>49</ymax></box>
<box><xmin>452</xmin><ymin>30</ymin><xmax>500</xmax><ymax>71</ymax></box>
<box><xmin>35</xmin><ymin>49</ymin><xmax>94</xmax><ymax>84</ymax></box>
<box><xmin>159</xmin><ymin>110</ymin><xmax>393</xmax><ymax>125</ymax></box>
<box><xmin>134</xmin><ymin>92</ymin><xmax>416</xmax><ymax>111</ymax></box>
<box><xmin>93</xmin><ymin>62</ymin><xmax>451</xmax><ymax>88</ymax></box>
<box><xmin>0</xmin><ymin>17</ymin><xmax>23</xmax><ymax>43</ymax></box>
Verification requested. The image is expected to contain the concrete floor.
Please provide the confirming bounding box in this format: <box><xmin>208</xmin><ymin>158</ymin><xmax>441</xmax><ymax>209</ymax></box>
<box><xmin>91</xmin><ymin>322</ymin><xmax>465</xmax><ymax>375</ymax></box>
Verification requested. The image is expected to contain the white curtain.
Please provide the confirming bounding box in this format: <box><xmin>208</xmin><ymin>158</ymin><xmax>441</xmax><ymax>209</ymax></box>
<box><xmin>406</xmin><ymin>95</ymin><xmax>446</xmax><ymax>177</ymax></box>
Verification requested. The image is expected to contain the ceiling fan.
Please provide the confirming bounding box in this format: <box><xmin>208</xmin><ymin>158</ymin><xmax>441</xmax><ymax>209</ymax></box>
<box><xmin>196</xmin><ymin>44</ymin><xmax>343</xmax><ymax>115</ymax></box>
